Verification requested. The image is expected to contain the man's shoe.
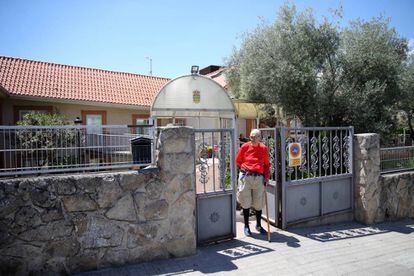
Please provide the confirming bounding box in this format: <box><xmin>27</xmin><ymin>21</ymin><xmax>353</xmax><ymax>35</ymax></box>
<box><xmin>244</xmin><ymin>227</ymin><xmax>252</xmax><ymax>236</ymax></box>
<box><xmin>255</xmin><ymin>225</ymin><xmax>267</xmax><ymax>235</ymax></box>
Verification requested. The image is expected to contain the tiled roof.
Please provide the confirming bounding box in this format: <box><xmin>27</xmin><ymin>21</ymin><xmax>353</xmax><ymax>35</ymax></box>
<box><xmin>0</xmin><ymin>56</ymin><xmax>170</xmax><ymax>107</ymax></box>
<box><xmin>205</xmin><ymin>67</ymin><xmax>227</xmax><ymax>88</ymax></box>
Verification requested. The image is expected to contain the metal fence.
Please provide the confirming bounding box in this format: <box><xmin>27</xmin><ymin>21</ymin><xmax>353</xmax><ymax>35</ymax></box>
<box><xmin>194</xmin><ymin>129</ymin><xmax>234</xmax><ymax>194</ymax></box>
<box><xmin>280</xmin><ymin>127</ymin><xmax>354</xmax><ymax>182</ymax></box>
<box><xmin>0</xmin><ymin>125</ymin><xmax>154</xmax><ymax>177</ymax></box>
<box><xmin>380</xmin><ymin>146</ymin><xmax>414</xmax><ymax>173</ymax></box>
<box><xmin>381</xmin><ymin>134</ymin><xmax>413</xmax><ymax>147</ymax></box>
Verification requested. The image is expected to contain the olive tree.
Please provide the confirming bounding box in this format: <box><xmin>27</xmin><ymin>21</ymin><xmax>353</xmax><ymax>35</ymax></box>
<box><xmin>399</xmin><ymin>55</ymin><xmax>414</xmax><ymax>141</ymax></box>
<box><xmin>226</xmin><ymin>4</ymin><xmax>408</xmax><ymax>134</ymax></box>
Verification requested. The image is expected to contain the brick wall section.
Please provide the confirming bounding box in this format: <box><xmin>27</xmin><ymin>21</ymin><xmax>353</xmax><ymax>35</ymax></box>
<box><xmin>353</xmin><ymin>133</ymin><xmax>414</xmax><ymax>224</ymax></box>
<box><xmin>0</xmin><ymin>126</ymin><xmax>196</xmax><ymax>275</ymax></box>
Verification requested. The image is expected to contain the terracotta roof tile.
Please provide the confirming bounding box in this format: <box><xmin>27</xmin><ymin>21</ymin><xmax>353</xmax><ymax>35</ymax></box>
<box><xmin>0</xmin><ymin>56</ymin><xmax>170</xmax><ymax>107</ymax></box>
<box><xmin>205</xmin><ymin>67</ymin><xmax>227</xmax><ymax>88</ymax></box>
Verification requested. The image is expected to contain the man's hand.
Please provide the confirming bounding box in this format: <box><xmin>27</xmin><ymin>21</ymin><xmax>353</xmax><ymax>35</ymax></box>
<box><xmin>264</xmin><ymin>178</ymin><xmax>269</xmax><ymax>187</ymax></box>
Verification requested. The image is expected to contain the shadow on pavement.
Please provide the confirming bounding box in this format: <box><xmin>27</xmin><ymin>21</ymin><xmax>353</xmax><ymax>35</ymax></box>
<box><xmin>78</xmin><ymin>239</ymin><xmax>274</xmax><ymax>275</ymax></box>
<box><xmin>290</xmin><ymin>219</ymin><xmax>414</xmax><ymax>242</ymax></box>
<box><xmin>249</xmin><ymin>231</ymin><xmax>301</xmax><ymax>248</ymax></box>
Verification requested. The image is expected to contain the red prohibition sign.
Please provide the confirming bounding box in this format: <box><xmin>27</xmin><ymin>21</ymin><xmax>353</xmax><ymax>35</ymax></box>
<box><xmin>289</xmin><ymin>143</ymin><xmax>301</xmax><ymax>158</ymax></box>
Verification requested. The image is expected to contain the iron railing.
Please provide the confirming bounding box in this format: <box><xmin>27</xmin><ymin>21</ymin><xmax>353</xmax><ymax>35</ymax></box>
<box><xmin>194</xmin><ymin>129</ymin><xmax>235</xmax><ymax>194</ymax></box>
<box><xmin>280</xmin><ymin>127</ymin><xmax>354</xmax><ymax>183</ymax></box>
<box><xmin>0</xmin><ymin>125</ymin><xmax>154</xmax><ymax>177</ymax></box>
<box><xmin>380</xmin><ymin>146</ymin><xmax>414</xmax><ymax>173</ymax></box>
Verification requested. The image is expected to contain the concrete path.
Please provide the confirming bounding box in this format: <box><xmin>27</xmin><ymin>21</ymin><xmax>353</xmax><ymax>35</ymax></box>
<box><xmin>78</xmin><ymin>219</ymin><xmax>414</xmax><ymax>275</ymax></box>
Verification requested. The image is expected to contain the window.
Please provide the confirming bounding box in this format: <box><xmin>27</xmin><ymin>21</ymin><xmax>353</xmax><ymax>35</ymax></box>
<box><xmin>81</xmin><ymin>110</ymin><xmax>107</xmax><ymax>134</ymax></box>
<box><xmin>13</xmin><ymin>106</ymin><xmax>53</xmax><ymax>123</ymax></box>
<box><xmin>174</xmin><ymin>118</ymin><xmax>186</xmax><ymax>126</ymax></box>
<box><xmin>81</xmin><ymin>111</ymin><xmax>107</xmax><ymax>149</ymax></box>
<box><xmin>132</xmin><ymin>114</ymin><xmax>150</xmax><ymax>135</ymax></box>
<box><xmin>81</xmin><ymin>111</ymin><xmax>107</xmax><ymax>125</ymax></box>
<box><xmin>157</xmin><ymin>118</ymin><xmax>186</xmax><ymax>126</ymax></box>
<box><xmin>86</xmin><ymin>114</ymin><xmax>103</xmax><ymax>134</ymax></box>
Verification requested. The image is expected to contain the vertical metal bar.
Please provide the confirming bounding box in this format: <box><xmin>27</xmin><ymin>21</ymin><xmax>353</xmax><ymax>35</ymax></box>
<box><xmin>330</xmin><ymin>130</ymin><xmax>333</xmax><ymax>176</ymax></box>
<box><xmin>202</xmin><ymin>132</ymin><xmax>206</xmax><ymax>194</ymax></box>
<box><xmin>56</xmin><ymin>128</ymin><xmax>60</xmax><ymax>169</ymax></box>
<box><xmin>2</xmin><ymin>129</ymin><xmax>6</xmax><ymax>170</ymax></box>
<box><xmin>9</xmin><ymin>129</ymin><xmax>12</xmax><ymax>171</ymax></box>
<box><xmin>220</xmin><ymin>131</ymin><xmax>225</xmax><ymax>191</ymax></box>
<box><xmin>229</xmin><ymin>128</ymin><xmax>237</xmax><ymax>238</ymax></box>
<box><xmin>193</xmin><ymin>131</ymin><xmax>198</xmax><ymax>194</ymax></box>
<box><xmin>339</xmin><ymin>130</ymin><xmax>344</xmax><ymax>174</ymax></box>
<box><xmin>281</xmin><ymin>127</ymin><xmax>287</xmax><ymax>229</ymax></box>
<box><xmin>212</xmin><ymin>131</ymin><xmax>216</xmax><ymax>192</ymax></box>
<box><xmin>33</xmin><ymin>129</ymin><xmax>37</xmax><ymax>169</ymax></box>
<box><xmin>17</xmin><ymin>127</ymin><xmax>21</xmax><ymax>172</ymax></box>
<box><xmin>318</xmin><ymin>129</ymin><xmax>322</xmax><ymax>178</ymax></box>
<box><xmin>294</xmin><ymin>128</ymin><xmax>298</xmax><ymax>181</ymax></box>
<box><xmin>350</xmin><ymin>127</ymin><xmax>355</xmax><ymax>211</ymax></box>
<box><xmin>79</xmin><ymin>127</ymin><xmax>82</xmax><ymax>168</ymax></box>
<box><xmin>307</xmin><ymin>129</ymin><xmax>310</xmax><ymax>179</ymax></box>
<box><xmin>274</xmin><ymin>127</ymin><xmax>279</xmax><ymax>227</ymax></box>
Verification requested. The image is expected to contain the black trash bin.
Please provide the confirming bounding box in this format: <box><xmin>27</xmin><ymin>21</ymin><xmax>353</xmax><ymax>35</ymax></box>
<box><xmin>130</xmin><ymin>136</ymin><xmax>152</xmax><ymax>164</ymax></box>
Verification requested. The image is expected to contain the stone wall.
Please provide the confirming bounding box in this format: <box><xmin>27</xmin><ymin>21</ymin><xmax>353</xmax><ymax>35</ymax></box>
<box><xmin>0</xmin><ymin>126</ymin><xmax>196</xmax><ymax>275</ymax></box>
<box><xmin>380</xmin><ymin>172</ymin><xmax>414</xmax><ymax>220</ymax></box>
<box><xmin>353</xmin><ymin>133</ymin><xmax>414</xmax><ymax>224</ymax></box>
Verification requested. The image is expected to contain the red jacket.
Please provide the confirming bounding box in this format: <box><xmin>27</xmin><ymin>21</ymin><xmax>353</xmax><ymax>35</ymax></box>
<box><xmin>236</xmin><ymin>142</ymin><xmax>270</xmax><ymax>179</ymax></box>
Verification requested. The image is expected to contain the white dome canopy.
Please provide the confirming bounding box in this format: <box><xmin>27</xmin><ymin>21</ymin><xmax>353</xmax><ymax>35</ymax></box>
<box><xmin>151</xmin><ymin>75</ymin><xmax>236</xmax><ymax>118</ymax></box>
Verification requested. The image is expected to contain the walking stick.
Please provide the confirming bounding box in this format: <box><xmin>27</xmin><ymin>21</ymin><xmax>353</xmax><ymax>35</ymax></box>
<box><xmin>264</xmin><ymin>188</ymin><xmax>271</xmax><ymax>242</ymax></box>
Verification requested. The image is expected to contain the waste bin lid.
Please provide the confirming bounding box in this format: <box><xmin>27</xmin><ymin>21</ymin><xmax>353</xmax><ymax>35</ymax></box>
<box><xmin>130</xmin><ymin>136</ymin><xmax>152</xmax><ymax>144</ymax></box>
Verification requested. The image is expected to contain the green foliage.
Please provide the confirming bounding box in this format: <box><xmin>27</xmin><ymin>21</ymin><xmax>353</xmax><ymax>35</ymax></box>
<box><xmin>339</xmin><ymin>18</ymin><xmax>408</xmax><ymax>134</ymax></box>
<box><xmin>226</xmin><ymin>3</ymin><xmax>409</xmax><ymax>135</ymax></box>
<box><xmin>399</xmin><ymin>55</ymin><xmax>414</xmax><ymax>141</ymax></box>
<box><xmin>17</xmin><ymin>112</ymin><xmax>71</xmax><ymax>126</ymax></box>
<box><xmin>16</xmin><ymin>112</ymin><xmax>78</xmax><ymax>167</ymax></box>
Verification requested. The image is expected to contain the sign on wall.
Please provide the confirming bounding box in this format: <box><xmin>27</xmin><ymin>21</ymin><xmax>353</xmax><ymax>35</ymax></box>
<box><xmin>288</xmin><ymin>142</ymin><xmax>302</xmax><ymax>167</ymax></box>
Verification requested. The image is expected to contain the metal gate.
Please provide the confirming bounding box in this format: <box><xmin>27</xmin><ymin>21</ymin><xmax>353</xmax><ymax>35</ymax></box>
<box><xmin>194</xmin><ymin>129</ymin><xmax>236</xmax><ymax>244</ymax></box>
<box><xmin>260</xmin><ymin>127</ymin><xmax>354</xmax><ymax>229</ymax></box>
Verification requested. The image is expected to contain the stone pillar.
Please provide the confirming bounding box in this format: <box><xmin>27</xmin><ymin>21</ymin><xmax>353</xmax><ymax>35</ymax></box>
<box><xmin>353</xmin><ymin>133</ymin><xmax>382</xmax><ymax>224</ymax></box>
<box><xmin>156</xmin><ymin>126</ymin><xmax>196</xmax><ymax>257</ymax></box>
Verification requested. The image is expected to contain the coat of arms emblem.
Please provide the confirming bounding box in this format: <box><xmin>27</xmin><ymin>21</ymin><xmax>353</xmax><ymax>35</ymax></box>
<box><xmin>193</xmin><ymin>90</ymin><xmax>200</xmax><ymax>104</ymax></box>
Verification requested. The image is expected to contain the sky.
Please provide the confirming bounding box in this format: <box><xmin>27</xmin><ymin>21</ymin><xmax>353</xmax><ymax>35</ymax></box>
<box><xmin>0</xmin><ymin>0</ymin><xmax>413</xmax><ymax>79</ymax></box>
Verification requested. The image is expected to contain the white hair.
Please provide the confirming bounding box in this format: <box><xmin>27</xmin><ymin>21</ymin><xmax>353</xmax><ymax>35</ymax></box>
<box><xmin>250</xmin><ymin>129</ymin><xmax>261</xmax><ymax>137</ymax></box>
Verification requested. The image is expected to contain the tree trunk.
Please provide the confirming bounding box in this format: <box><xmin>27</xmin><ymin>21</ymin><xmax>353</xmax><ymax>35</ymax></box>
<box><xmin>408</xmin><ymin>115</ymin><xmax>414</xmax><ymax>142</ymax></box>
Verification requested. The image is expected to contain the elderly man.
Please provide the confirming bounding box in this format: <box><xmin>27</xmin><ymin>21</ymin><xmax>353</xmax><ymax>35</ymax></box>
<box><xmin>236</xmin><ymin>129</ymin><xmax>270</xmax><ymax>236</ymax></box>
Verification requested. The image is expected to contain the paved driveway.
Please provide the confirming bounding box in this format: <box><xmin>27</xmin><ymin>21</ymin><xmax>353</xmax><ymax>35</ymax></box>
<box><xmin>78</xmin><ymin>219</ymin><xmax>414</xmax><ymax>275</ymax></box>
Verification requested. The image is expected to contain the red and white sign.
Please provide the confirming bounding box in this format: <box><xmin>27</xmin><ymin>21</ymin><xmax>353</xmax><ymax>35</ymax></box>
<box><xmin>288</xmin><ymin>143</ymin><xmax>302</xmax><ymax>167</ymax></box>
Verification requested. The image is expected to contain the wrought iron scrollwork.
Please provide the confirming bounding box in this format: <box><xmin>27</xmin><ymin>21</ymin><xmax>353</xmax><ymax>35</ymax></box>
<box><xmin>343</xmin><ymin>135</ymin><xmax>351</xmax><ymax>173</ymax></box>
<box><xmin>333</xmin><ymin>136</ymin><xmax>340</xmax><ymax>170</ymax></box>
<box><xmin>198</xmin><ymin>144</ymin><xmax>210</xmax><ymax>185</ymax></box>
<box><xmin>267</xmin><ymin>137</ymin><xmax>275</xmax><ymax>176</ymax></box>
<box><xmin>322</xmin><ymin>136</ymin><xmax>330</xmax><ymax>171</ymax></box>
<box><xmin>286</xmin><ymin>137</ymin><xmax>294</xmax><ymax>177</ymax></box>
<box><xmin>310</xmin><ymin>136</ymin><xmax>318</xmax><ymax>174</ymax></box>
<box><xmin>299</xmin><ymin>134</ymin><xmax>307</xmax><ymax>174</ymax></box>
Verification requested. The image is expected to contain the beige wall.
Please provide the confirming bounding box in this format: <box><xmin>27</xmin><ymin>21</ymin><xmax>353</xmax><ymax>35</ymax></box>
<box><xmin>1</xmin><ymin>98</ymin><xmax>253</xmax><ymax>134</ymax></box>
<box><xmin>1</xmin><ymin>98</ymin><xmax>149</xmax><ymax>125</ymax></box>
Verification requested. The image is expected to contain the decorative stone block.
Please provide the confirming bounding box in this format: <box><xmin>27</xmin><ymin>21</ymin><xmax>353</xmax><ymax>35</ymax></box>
<box><xmin>144</xmin><ymin>199</ymin><xmax>169</xmax><ymax>220</ymax></box>
<box><xmin>96</xmin><ymin>178</ymin><xmax>123</xmax><ymax>208</ymax></box>
<box><xmin>19</xmin><ymin>220</ymin><xmax>73</xmax><ymax>241</ymax></box>
<box><xmin>63</xmin><ymin>195</ymin><xmax>97</xmax><ymax>212</ymax></box>
<box><xmin>105</xmin><ymin>193</ymin><xmax>137</xmax><ymax>222</ymax></box>
<box><xmin>56</xmin><ymin>179</ymin><xmax>77</xmax><ymax>195</ymax></box>
<box><xmin>78</xmin><ymin>217</ymin><xmax>124</xmax><ymax>249</ymax></box>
